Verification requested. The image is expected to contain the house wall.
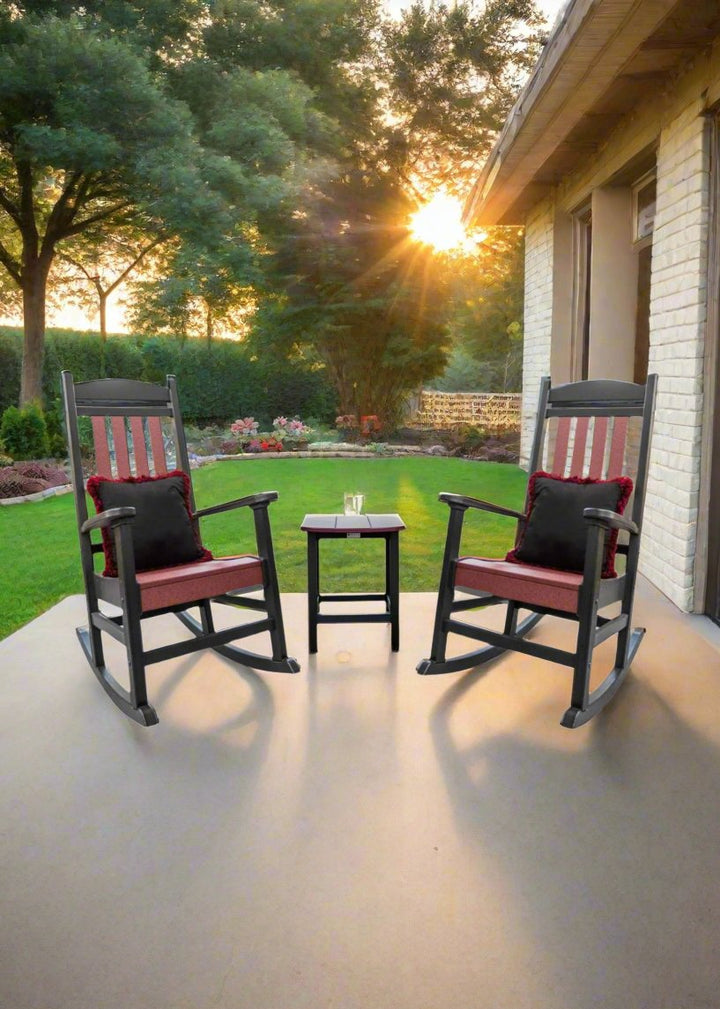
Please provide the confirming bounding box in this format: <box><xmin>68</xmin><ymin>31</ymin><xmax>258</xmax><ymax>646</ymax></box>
<box><xmin>520</xmin><ymin>40</ymin><xmax>720</xmax><ymax>611</ymax></box>
<box><xmin>521</xmin><ymin>200</ymin><xmax>555</xmax><ymax>467</ymax></box>
<box><xmin>642</xmin><ymin>101</ymin><xmax>709</xmax><ymax>610</ymax></box>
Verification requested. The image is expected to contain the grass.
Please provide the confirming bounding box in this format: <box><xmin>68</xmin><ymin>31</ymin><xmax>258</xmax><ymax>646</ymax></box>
<box><xmin>0</xmin><ymin>456</ymin><xmax>527</xmax><ymax>640</ymax></box>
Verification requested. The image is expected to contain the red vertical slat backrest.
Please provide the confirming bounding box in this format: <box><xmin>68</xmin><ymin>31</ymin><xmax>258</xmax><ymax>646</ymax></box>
<box><xmin>91</xmin><ymin>416</ymin><xmax>112</xmax><ymax>477</ymax></box>
<box><xmin>147</xmin><ymin>416</ymin><xmax>168</xmax><ymax>475</ymax></box>
<box><xmin>607</xmin><ymin>416</ymin><xmax>628</xmax><ymax>478</ymax></box>
<box><xmin>551</xmin><ymin>416</ymin><xmax>571</xmax><ymax>475</ymax></box>
<box><xmin>588</xmin><ymin>416</ymin><xmax>608</xmax><ymax>479</ymax></box>
<box><xmin>569</xmin><ymin>416</ymin><xmax>589</xmax><ymax>477</ymax></box>
<box><xmin>111</xmin><ymin>416</ymin><xmax>131</xmax><ymax>478</ymax></box>
<box><xmin>129</xmin><ymin>417</ymin><xmax>151</xmax><ymax>477</ymax></box>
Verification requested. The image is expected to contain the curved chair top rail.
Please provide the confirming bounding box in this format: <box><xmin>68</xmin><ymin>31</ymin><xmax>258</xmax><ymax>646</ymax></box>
<box><xmin>65</xmin><ymin>374</ymin><xmax>175</xmax><ymax>417</ymax></box>
<box><xmin>546</xmin><ymin>377</ymin><xmax>655</xmax><ymax>417</ymax></box>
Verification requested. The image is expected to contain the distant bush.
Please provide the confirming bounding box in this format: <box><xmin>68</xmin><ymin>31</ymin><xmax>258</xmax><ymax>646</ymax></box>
<box><xmin>0</xmin><ymin>402</ymin><xmax>50</xmax><ymax>460</ymax></box>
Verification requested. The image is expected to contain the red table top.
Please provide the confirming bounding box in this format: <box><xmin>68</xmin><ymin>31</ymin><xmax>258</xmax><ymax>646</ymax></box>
<box><xmin>301</xmin><ymin>513</ymin><xmax>405</xmax><ymax>534</ymax></box>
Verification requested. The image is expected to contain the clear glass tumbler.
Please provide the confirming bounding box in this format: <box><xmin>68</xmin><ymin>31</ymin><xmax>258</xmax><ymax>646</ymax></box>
<box><xmin>343</xmin><ymin>492</ymin><xmax>365</xmax><ymax>515</ymax></box>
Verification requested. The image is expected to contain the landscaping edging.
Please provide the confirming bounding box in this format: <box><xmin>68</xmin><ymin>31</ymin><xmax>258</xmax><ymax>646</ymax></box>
<box><xmin>0</xmin><ymin>445</ymin><xmax>443</xmax><ymax>505</ymax></box>
<box><xmin>194</xmin><ymin>445</ymin><xmax>428</xmax><ymax>465</ymax></box>
<box><xmin>0</xmin><ymin>483</ymin><xmax>73</xmax><ymax>507</ymax></box>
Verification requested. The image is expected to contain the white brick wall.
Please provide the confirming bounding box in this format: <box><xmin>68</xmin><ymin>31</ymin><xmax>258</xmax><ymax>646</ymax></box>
<box><xmin>641</xmin><ymin>100</ymin><xmax>709</xmax><ymax>611</ymax></box>
<box><xmin>519</xmin><ymin>92</ymin><xmax>712</xmax><ymax>611</ymax></box>
<box><xmin>521</xmin><ymin>199</ymin><xmax>555</xmax><ymax>467</ymax></box>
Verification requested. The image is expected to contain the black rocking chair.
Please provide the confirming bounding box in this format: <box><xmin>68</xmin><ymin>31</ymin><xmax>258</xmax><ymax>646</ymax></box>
<box><xmin>62</xmin><ymin>372</ymin><xmax>299</xmax><ymax>726</ymax></box>
<box><xmin>417</xmin><ymin>376</ymin><xmax>657</xmax><ymax>727</ymax></box>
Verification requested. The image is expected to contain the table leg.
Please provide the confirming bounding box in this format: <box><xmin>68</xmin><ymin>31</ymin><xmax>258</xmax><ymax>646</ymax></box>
<box><xmin>386</xmin><ymin>532</ymin><xmax>400</xmax><ymax>651</ymax></box>
<box><xmin>307</xmin><ymin>533</ymin><xmax>319</xmax><ymax>653</ymax></box>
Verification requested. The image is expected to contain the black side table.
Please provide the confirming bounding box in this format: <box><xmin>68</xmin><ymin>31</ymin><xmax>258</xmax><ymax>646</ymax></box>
<box><xmin>301</xmin><ymin>514</ymin><xmax>406</xmax><ymax>653</ymax></box>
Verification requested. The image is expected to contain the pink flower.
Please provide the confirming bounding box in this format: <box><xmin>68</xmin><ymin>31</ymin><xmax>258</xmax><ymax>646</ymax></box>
<box><xmin>231</xmin><ymin>417</ymin><xmax>258</xmax><ymax>437</ymax></box>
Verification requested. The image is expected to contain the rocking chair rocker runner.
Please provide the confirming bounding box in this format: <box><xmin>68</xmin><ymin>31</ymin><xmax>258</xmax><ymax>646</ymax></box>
<box><xmin>417</xmin><ymin>376</ymin><xmax>657</xmax><ymax>728</ymax></box>
<box><xmin>62</xmin><ymin>372</ymin><xmax>299</xmax><ymax>726</ymax></box>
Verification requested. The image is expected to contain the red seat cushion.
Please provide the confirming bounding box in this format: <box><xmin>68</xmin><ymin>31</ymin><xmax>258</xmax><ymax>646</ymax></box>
<box><xmin>136</xmin><ymin>555</ymin><xmax>264</xmax><ymax>612</ymax></box>
<box><xmin>455</xmin><ymin>557</ymin><xmax>585</xmax><ymax>613</ymax></box>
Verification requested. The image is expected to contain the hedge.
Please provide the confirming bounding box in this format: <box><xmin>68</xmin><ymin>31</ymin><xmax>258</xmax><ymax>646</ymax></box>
<box><xmin>0</xmin><ymin>327</ymin><xmax>337</xmax><ymax>428</ymax></box>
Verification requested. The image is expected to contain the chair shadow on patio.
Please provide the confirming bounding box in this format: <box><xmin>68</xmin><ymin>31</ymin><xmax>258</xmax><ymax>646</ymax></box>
<box><xmin>429</xmin><ymin>624</ymin><xmax>720</xmax><ymax>1005</ymax></box>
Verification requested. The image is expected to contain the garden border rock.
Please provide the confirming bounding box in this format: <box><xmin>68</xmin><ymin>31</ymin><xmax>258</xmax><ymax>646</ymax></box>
<box><xmin>0</xmin><ymin>483</ymin><xmax>73</xmax><ymax>506</ymax></box>
<box><xmin>190</xmin><ymin>444</ymin><xmax>429</xmax><ymax>465</ymax></box>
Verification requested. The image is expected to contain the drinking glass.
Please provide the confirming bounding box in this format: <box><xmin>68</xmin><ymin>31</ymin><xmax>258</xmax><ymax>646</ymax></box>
<box><xmin>343</xmin><ymin>492</ymin><xmax>365</xmax><ymax>515</ymax></box>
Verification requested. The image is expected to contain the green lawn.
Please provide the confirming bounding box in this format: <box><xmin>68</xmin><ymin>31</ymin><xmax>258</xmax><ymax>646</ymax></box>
<box><xmin>0</xmin><ymin>457</ymin><xmax>527</xmax><ymax>640</ymax></box>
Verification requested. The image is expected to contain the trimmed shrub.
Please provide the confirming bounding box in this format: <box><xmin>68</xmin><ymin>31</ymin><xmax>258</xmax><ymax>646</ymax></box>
<box><xmin>0</xmin><ymin>325</ymin><xmax>338</xmax><ymax>430</ymax></box>
<box><xmin>44</xmin><ymin>402</ymin><xmax>67</xmax><ymax>457</ymax></box>
<box><xmin>0</xmin><ymin>402</ymin><xmax>50</xmax><ymax>460</ymax></box>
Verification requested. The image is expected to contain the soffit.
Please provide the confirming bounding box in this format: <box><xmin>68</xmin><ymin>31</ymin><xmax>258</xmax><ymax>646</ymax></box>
<box><xmin>466</xmin><ymin>0</ymin><xmax>720</xmax><ymax>226</ymax></box>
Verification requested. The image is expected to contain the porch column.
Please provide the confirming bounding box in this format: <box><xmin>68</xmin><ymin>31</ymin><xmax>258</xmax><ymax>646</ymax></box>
<box><xmin>588</xmin><ymin>187</ymin><xmax>638</xmax><ymax>380</ymax></box>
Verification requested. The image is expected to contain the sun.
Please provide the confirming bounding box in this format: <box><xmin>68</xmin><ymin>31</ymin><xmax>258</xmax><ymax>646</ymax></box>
<box><xmin>409</xmin><ymin>192</ymin><xmax>468</xmax><ymax>252</ymax></box>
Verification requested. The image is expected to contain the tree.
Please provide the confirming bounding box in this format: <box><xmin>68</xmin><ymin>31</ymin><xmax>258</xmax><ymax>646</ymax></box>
<box><xmin>126</xmin><ymin>58</ymin><xmax>334</xmax><ymax>340</ymax></box>
<box><xmin>380</xmin><ymin>0</ymin><xmax>544</xmax><ymax>196</ymax></box>
<box><xmin>1</xmin><ymin>0</ymin><xmax>544</xmax><ymax>413</ymax></box>
<box><xmin>253</xmin><ymin>170</ymin><xmax>449</xmax><ymax>428</ymax></box>
<box><xmin>251</xmin><ymin>0</ymin><xmax>542</xmax><ymax>420</ymax></box>
<box><xmin>55</xmin><ymin>227</ymin><xmax>165</xmax><ymax>341</ymax></box>
<box><xmin>126</xmin><ymin>241</ymin><xmax>258</xmax><ymax>343</ymax></box>
<box><xmin>0</xmin><ymin>14</ymin><xmax>207</xmax><ymax>402</ymax></box>
<box><xmin>443</xmin><ymin>227</ymin><xmax>526</xmax><ymax>391</ymax></box>
<box><xmin>0</xmin><ymin>3</ymin><xmax>331</xmax><ymax>403</ymax></box>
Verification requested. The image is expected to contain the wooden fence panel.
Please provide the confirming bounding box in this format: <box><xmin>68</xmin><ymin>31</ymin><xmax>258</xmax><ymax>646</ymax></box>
<box><xmin>408</xmin><ymin>391</ymin><xmax>521</xmax><ymax>432</ymax></box>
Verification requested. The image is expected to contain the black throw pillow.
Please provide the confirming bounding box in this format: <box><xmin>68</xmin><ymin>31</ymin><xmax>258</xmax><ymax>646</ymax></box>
<box><xmin>506</xmin><ymin>471</ymin><xmax>633</xmax><ymax>577</ymax></box>
<box><xmin>87</xmin><ymin>470</ymin><xmax>212</xmax><ymax>576</ymax></box>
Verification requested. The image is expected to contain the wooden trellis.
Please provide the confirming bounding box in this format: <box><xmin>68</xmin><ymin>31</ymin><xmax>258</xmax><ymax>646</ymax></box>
<box><xmin>409</xmin><ymin>391</ymin><xmax>521</xmax><ymax>432</ymax></box>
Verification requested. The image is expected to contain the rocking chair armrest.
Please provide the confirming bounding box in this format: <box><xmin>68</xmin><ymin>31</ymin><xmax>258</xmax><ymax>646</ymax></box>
<box><xmin>193</xmin><ymin>491</ymin><xmax>279</xmax><ymax>519</ymax></box>
<box><xmin>439</xmin><ymin>492</ymin><xmax>525</xmax><ymax>521</ymax></box>
<box><xmin>81</xmin><ymin>507</ymin><xmax>136</xmax><ymax>534</ymax></box>
<box><xmin>583</xmin><ymin>507</ymin><xmax>639</xmax><ymax>536</ymax></box>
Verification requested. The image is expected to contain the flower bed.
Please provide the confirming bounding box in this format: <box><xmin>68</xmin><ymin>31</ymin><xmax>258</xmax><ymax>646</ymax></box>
<box><xmin>220</xmin><ymin>415</ymin><xmax>313</xmax><ymax>454</ymax></box>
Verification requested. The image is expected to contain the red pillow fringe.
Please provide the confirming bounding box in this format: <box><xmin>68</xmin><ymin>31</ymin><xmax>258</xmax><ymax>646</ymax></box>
<box><xmin>506</xmin><ymin>470</ymin><xmax>633</xmax><ymax>578</ymax></box>
<box><xmin>86</xmin><ymin>469</ymin><xmax>212</xmax><ymax>577</ymax></box>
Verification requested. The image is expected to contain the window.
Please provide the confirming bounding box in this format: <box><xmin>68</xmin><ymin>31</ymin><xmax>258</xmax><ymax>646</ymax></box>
<box><xmin>633</xmin><ymin>172</ymin><xmax>656</xmax><ymax>243</ymax></box>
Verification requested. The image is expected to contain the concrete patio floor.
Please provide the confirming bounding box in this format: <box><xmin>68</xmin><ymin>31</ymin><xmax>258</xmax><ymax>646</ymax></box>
<box><xmin>1</xmin><ymin>582</ymin><xmax>719</xmax><ymax>1009</ymax></box>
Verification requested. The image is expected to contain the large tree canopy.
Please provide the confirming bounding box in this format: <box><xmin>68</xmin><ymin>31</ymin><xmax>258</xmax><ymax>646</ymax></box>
<box><xmin>0</xmin><ymin>1</ymin><xmax>331</xmax><ymax>402</ymax></box>
<box><xmin>380</xmin><ymin>0</ymin><xmax>543</xmax><ymax>194</ymax></box>
<box><xmin>0</xmin><ymin>0</ymin><xmax>543</xmax><ymax>413</ymax></box>
<box><xmin>252</xmin><ymin>169</ymin><xmax>449</xmax><ymax>427</ymax></box>
<box><xmin>252</xmin><ymin>0</ymin><xmax>542</xmax><ymax>420</ymax></box>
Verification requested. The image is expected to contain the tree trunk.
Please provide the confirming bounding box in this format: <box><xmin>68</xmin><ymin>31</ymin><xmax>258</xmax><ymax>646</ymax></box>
<box><xmin>20</xmin><ymin>260</ymin><xmax>50</xmax><ymax>406</ymax></box>
<box><xmin>206</xmin><ymin>304</ymin><xmax>214</xmax><ymax>345</ymax></box>
<box><xmin>98</xmin><ymin>289</ymin><xmax>108</xmax><ymax>343</ymax></box>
